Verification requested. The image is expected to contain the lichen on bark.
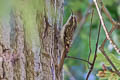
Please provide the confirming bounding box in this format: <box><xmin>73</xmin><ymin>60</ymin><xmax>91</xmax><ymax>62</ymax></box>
<box><xmin>0</xmin><ymin>0</ymin><xmax>64</xmax><ymax>80</ymax></box>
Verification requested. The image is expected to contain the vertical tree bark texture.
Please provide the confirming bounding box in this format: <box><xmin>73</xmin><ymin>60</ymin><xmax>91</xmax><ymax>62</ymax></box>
<box><xmin>0</xmin><ymin>0</ymin><xmax>64</xmax><ymax>80</ymax></box>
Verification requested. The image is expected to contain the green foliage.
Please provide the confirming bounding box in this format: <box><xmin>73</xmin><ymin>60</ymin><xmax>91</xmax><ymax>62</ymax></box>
<box><xmin>97</xmin><ymin>71</ymin><xmax>120</xmax><ymax>80</ymax></box>
<box><xmin>89</xmin><ymin>53</ymin><xmax>120</xmax><ymax>70</ymax></box>
<box><xmin>64</xmin><ymin>0</ymin><xmax>120</xmax><ymax>80</ymax></box>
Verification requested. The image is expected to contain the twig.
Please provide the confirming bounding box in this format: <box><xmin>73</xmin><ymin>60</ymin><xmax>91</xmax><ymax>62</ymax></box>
<box><xmin>97</xmin><ymin>0</ymin><xmax>120</xmax><ymax>77</ymax></box>
<box><xmin>100</xmin><ymin>1</ymin><xmax>120</xmax><ymax>26</ymax></box>
<box><xmin>99</xmin><ymin>24</ymin><xmax>120</xmax><ymax>77</ymax></box>
<box><xmin>86</xmin><ymin>19</ymin><xmax>101</xmax><ymax>80</ymax></box>
<box><xmin>100</xmin><ymin>25</ymin><xmax>116</xmax><ymax>48</ymax></box>
<box><xmin>88</xmin><ymin>9</ymin><xmax>94</xmax><ymax>62</ymax></box>
<box><xmin>102</xmin><ymin>64</ymin><xmax>120</xmax><ymax>75</ymax></box>
<box><xmin>99</xmin><ymin>47</ymin><xmax>120</xmax><ymax>76</ymax></box>
<box><xmin>93</xmin><ymin>0</ymin><xmax>120</xmax><ymax>54</ymax></box>
<box><xmin>66</xmin><ymin>56</ymin><xmax>92</xmax><ymax>65</ymax></box>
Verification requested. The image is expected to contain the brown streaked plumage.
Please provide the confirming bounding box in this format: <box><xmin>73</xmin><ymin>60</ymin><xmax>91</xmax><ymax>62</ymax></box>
<box><xmin>59</xmin><ymin>13</ymin><xmax>77</xmax><ymax>72</ymax></box>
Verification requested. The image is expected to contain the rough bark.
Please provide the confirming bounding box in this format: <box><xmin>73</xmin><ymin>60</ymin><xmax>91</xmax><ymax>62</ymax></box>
<box><xmin>0</xmin><ymin>0</ymin><xmax>64</xmax><ymax>80</ymax></box>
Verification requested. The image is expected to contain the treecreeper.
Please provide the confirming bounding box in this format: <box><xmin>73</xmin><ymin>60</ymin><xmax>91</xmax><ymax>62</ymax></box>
<box><xmin>58</xmin><ymin>13</ymin><xmax>77</xmax><ymax>73</ymax></box>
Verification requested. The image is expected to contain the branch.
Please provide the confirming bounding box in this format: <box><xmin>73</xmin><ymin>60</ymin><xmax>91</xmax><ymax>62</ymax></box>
<box><xmin>100</xmin><ymin>1</ymin><xmax>120</xmax><ymax>26</ymax></box>
<box><xmin>99</xmin><ymin>47</ymin><xmax>120</xmax><ymax>76</ymax></box>
<box><xmin>86</xmin><ymin>19</ymin><xmax>101</xmax><ymax>80</ymax></box>
<box><xmin>66</xmin><ymin>56</ymin><xmax>92</xmax><ymax>65</ymax></box>
<box><xmin>100</xmin><ymin>25</ymin><xmax>116</xmax><ymax>48</ymax></box>
<box><xmin>98</xmin><ymin>1</ymin><xmax>120</xmax><ymax>77</ymax></box>
<box><xmin>99</xmin><ymin>25</ymin><xmax>120</xmax><ymax>77</ymax></box>
<box><xmin>93</xmin><ymin>0</ymin><xmax>120</xmax><ymax>54</ymax></box>
<box><xmin>88</xmin><ymin>9</ymin><xmax>94</xmax><ymax>62</ymax></box>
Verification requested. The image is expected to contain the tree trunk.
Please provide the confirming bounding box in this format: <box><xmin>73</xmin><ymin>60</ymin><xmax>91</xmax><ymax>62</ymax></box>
<box><xmin>0</xmin><ymin>0</ymin><xmax>64</xmax><ymax>80</ymax></box>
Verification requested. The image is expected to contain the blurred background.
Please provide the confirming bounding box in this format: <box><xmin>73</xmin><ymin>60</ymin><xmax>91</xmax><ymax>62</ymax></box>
<box><xmin>63</xmin><ymin>0</ymin><xmax>120</xmax><ymax>80</ymax></box>
<box><xmin>0</xmin><ymin>0</ymin><xmax>120</xmax><ymax>79</ymax></box>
